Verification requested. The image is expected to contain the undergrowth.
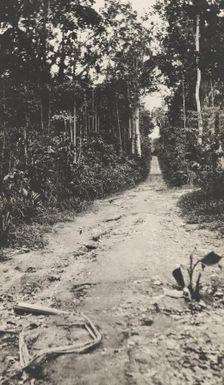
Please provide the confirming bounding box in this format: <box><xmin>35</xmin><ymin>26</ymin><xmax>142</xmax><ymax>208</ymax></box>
<box><xmin>1</xmin><ymin>135</ymin><xmax>151</xmax><ymax>249</ymax></box>
<box><xmin>178</xmin><ymin>190</ymin><xmax>224</xmax><ymax>235</ymax></box>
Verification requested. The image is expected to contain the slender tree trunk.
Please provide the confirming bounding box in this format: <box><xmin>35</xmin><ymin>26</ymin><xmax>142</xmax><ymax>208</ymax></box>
<box><xmin>128</xmin><ymin>118</ymin><xmax>132</xmax><ymax>139</ymax></box>
<box><xmin>96</xmin><ymin>103</ymin><xmax>100</xmax><ymax>133</ymax></box>
<box><xmin>195</xmin><ymin>14</ymin><xmax>203</xmax><ymax>145</ymax></box>
<box><xmin>182</xmin><ymin>74</ymin><xmax>187</xmax><ymax>130</ymax></box>
<box><xmin>210</xmin><ymin>78</ymin><xmax>216</xmax><ymax>135</ymax></box>
<box><xmin>94</xmin><ymin>96</ymin><xmax>98</xmax><ymax>133</ymax></box>
<box><xmin>134</xmin><ymin>106</ymin><xmax>142</xmax><ymax>157</ymax></box>
<box><xmin>131</xmin><ymin>115</ymin><xmax>135</xmax><ymax>155</ymax></box>
<box><xmin>58</xmin><ymin>32</ymin><xmax>66</xmax><ymax>80</ymax></box>
<box><xmin>127</xmin><ymin>84</ymin><xmax>133</xmax><ymax>154</ymax></box>
<box><xmin>39</xmin><ymin>0</ymin><xmax>51</xmax><ymax>132</ymax></box>
<box><xmin>128</xmin><ymin>118</ymin><xmax>132</xmax><ymax>154</ymax></box>
<box><xmin>115</xmin><ymin>99</ymin><xmax>123</xmax><ymax>156</ymax></box>
<box><xmin>2</xmin><ymin>85</ymin><xmax>6</xmax><ymax>161</ymax></box>
<box><xmin>73</xmin><ymin>95</ymin><xmax>77</xmax><ymax>163</ymax></box>
<box><xmin>97</xmin><ymin>114</ymin><xmax>100</xmax><ymax>133</ymax></box>
<box><xmin>69</xmin><ymin>116</ymin><xmax>73</xmax><ymax>143</ymax></box>
<box><xmin>63</xmin><ymin>117</ymin><xmax>66</xmax><ymax>135</ymax></box>
<box><xmin>88</xmin><ymin>116</ymin><xmax>91</xmax><ymax>133</ymax></box>
<box><xmin>92</xmin><ymin>88</ymin><xmax>95</xmax><ymax>133</ymax></box>
<box><xmin>98</xmin><ymin>95</ymin><xmax>102</xmax><ymax>133</ymax></box>
<box><xmin>78</xmin><ymin>126</ymin><xmax>82</xmax><ymax>164</ymax></box>
<box><xmin>218</xmin><ymin>111</ymin><xmax>224</xmax><ymax>167</ymax></box>
<box><xmin>94</xmin><ymin>112</ymin><xmax>97</xmax><ymax>133</ymax></box>
<box><xmin>24</xmin><ymin>117</ymin><xmax>29</xmax><ymax>167</ymax></box>
<box><xmin>83</xmin><ymin>94</ymin><xmax>88</xmax><ymax>137</ymax></box>
<box><xmin>210</xmin><ymin>78</ymin><xmax>215</xmax><ymax>108</ymax></box>
<box><xmin>9</xmin><ymin>152</ymin><xmax>12</xmax><ymax>171</ymax></box>
<box><xmin>40</xmin><ymin>101</ymin><xmax>44</xmax><ymax>131</ymax></box>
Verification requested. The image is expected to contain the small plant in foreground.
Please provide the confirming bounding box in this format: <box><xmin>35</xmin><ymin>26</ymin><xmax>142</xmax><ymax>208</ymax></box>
<box><xmin>173</xmin><ymin>251</ymin><xmax>223</xmax><ymax>300</ymax></box>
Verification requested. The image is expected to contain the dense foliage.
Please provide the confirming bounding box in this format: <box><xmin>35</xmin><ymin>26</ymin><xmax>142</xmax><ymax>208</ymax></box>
<box><xmin>1</xmin><ymin>134</ymin><xmax>151</xmax><ymax>248</ymax></box>
<box><xmin>0</xmin><ymin>0</ymin><xmax>155</xmax><ymax>247</ymax></box>
<box><xmin>155</xmin><ymin>0</ymin><xmax>224</xmax><ymax>192</ymax></box>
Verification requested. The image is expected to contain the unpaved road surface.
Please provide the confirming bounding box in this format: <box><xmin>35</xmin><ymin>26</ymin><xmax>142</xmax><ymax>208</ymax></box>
<box><xmin>0</xmin><ymin>157</ymin><xmax>224</xmax><ymax>385</ymax></box>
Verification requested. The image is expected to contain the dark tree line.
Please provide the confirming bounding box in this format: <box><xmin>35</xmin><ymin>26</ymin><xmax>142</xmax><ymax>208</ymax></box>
<box><xmin>155</xmin><ymin>0</ymin><xmax>224</xmax><ymax>191</ymax></box>
<box><xmin>0</xmin><ymin>0</ymin><xmax>155</xmax><ymax>246</ymax></box>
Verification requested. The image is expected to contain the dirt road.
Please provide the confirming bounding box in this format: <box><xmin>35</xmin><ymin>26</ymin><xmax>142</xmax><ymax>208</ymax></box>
<box><xmin>1</xmin><ymin>157</ymin><xmax>224</xmax><ymax>385</ymax></box>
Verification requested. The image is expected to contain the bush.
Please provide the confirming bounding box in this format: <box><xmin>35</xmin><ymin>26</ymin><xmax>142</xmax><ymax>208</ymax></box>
<box><xmin>68</xmin><ymin>136</ymin><xmax>148</xmax><ymax>201</ymax></box>
<box><xmin>0</xmin><ymin>134</ymin><xmax>151</xmax><ymax>247</ymax></box>
<box><xmin>178</xmin><ymin>189</ymin><xmax>224</xmax><ymax>238</ymax></box>
<box><xmin>157</xmin><ymin>108</ymin><xmax>224</xmax><ymax>193</ymax></box>
<box><xmin>157</xmin><ymin>127</ymin><xmax>192</xmax><ymax>186</ymax></box>
<box><xmin>189</xmin><ymin>142</ymin><xmax>224</xmax><ymax>199</ymax></box>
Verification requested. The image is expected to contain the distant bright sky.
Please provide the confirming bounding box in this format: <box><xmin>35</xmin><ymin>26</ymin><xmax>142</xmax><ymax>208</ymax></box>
<box><xmin>94</xmin><ymin>0</ymin><xmax>156</xmax><ymax>12</ymax></box>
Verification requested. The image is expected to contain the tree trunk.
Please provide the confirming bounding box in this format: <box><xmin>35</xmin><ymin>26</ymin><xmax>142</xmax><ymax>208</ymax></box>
<box><xmin>210</xmin><ymin>78</ymin><xmax>215</xmax><ymax>108</ymax></box>
<box><xmin>128</xmin><ymin>118</ymin><xmax>132</xmax><ymax>155</ymax></box>
<box><xmin>40</xmin><ymin>101</ymin><xmax>44</xmax><ymax>131</ymax></box>
<box><xmin>83</xmin><ymin>94</ymin><xmax>88</xmax><ymax>137</ymax></box>
<box><xmin>94</xmin><ymin>112</ymin><xmax>97</xmax><ymax>133</ymax></box>
<box><xmin>78</xmin><ymin>129</ymin><xmax>82</xmax><ymax>164</ymax></box>
<box><xmin>135</xmin><ymin>106</ymin><xmax>142</xmax><ymax>158</ymax></box>
<box><xmin>94</xmin><ymin>98</ymin><xmax>98</xmax><ymax>133</ymax></box>
<box><xmin>128</xmin><ymin>118</ymin><xmax>132</xmax><ymax>139</ymax></box>
<box><xmin>195</xmin><ymin>14</ymin><xmax>203</xmax><ymax>145</ymax></box>
<box><xmin>24</xmin><ymin>117</ymin><xmax>29</xmax><ymax>167</ymax></box>
<box><xmin>8</xmin><ymin>152</ymin><xmax>12</xmax><ymax>171</ymax></box>
<box><xmin>115</xmin><ymin>99</ymin><xmax>123</xmax><ymax>156</ymax></box>
<box><xmin>2</xmin><ymin>85</ymin><xmax>6</xmax><ymax>162</ymax></box>
<box><xmin>69</xmin><ymin>116</ymin><xmax>73</xmax><ymax>144</ymax></box>
<box><xmin>92</xmin><ymin>88</ymin><xmax>95</xmax><ymax>133</ymax></box>
<box><xmin>88</xmin><ymin>116</ymin><xmax>91</xmax><ymax>133</ymax></box>
<box><xmin>58</xmin><ymin>32</ymin><xmax>66</xmax><ymax>80</ymax></box>
<box><xmin>182</xmin><ymin>74</ymin><xmax>187</xmax><ymax>130</ymax></box>
<box><xmin>39</xmin><ymin>0</ymin><xmax>51</xmax><ymax>132</ymax></box>
<box><xmin>73</xmin><ymin>95</ymin><xmax>77</xmax><ymax>163</ymax></box>
<box><xmin>131</xmin><ymin>116</ymin><xmax>135</xmax><ymax>155</ymax></box>
<box><xmin>210</xmin><ymin>78</ymin><xmax>216</xmax><ymax>135</ymax></box>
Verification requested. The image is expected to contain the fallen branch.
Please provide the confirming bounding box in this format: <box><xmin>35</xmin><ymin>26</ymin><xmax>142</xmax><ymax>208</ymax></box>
<box><xmin>82</xmin><ymin>314</ymin><xmax>100</xmax><ymax>341</ymax></box>
<box><xmin>14</xmin><ymin>302</ymin><xmax>70</xmax><ymax>316</ymax></box>
<box><xmin>19</xmin><ymin>312</ymin><xmax>102</xmax><ymax>371</ymax></box>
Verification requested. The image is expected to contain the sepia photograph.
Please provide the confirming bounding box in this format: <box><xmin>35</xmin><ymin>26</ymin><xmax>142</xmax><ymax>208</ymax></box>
<box><xmin>0</xmin><ymin>0</ymin><xmax>224</xmax><ymax>384</ymax></box>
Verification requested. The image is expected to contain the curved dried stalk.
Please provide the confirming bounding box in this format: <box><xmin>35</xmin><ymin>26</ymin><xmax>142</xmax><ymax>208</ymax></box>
<box><xmin>19</xmin><ymin>313</ymin><xmax>102</xmax><ymax>371</ymax></box>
